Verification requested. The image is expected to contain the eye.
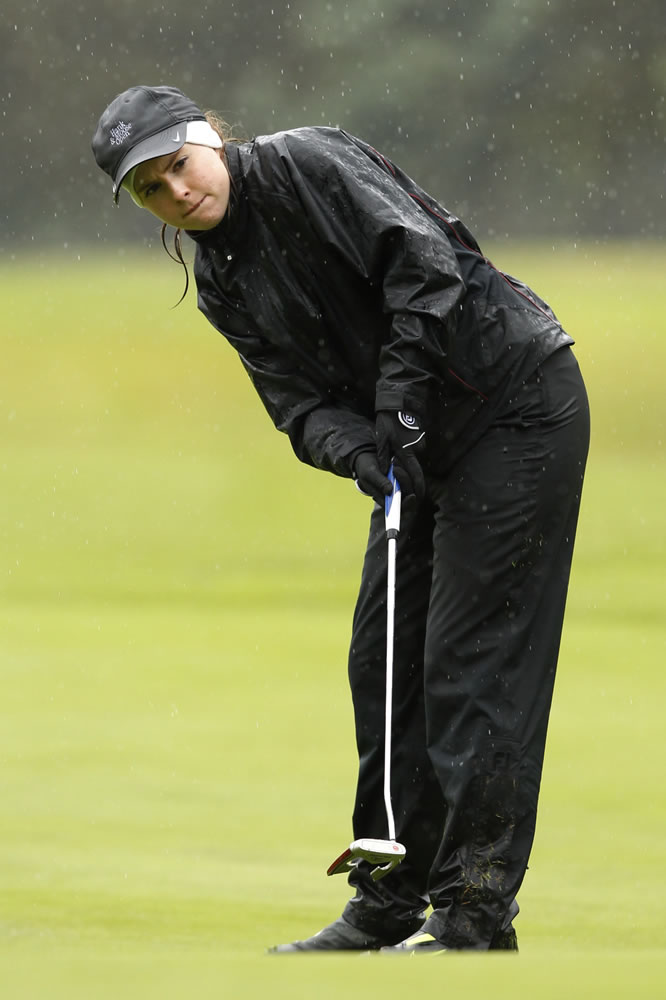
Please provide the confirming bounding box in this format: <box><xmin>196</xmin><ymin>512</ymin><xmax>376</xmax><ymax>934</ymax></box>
<box><xmin>143</xmin><ymin>182</ymin><xmax>160</xmax><ymax>199</ymax></box>
<box><xmin>173</xmin><ymin>156</ymin><xmax>188</xmax><ymax>171</ymax></box>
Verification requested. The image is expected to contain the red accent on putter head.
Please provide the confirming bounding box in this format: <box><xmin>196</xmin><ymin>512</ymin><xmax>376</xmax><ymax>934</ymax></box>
<box><xmin>327</xmin><ymin>846</ymin><xmax>356</xmax><ymax>877</ymax></box>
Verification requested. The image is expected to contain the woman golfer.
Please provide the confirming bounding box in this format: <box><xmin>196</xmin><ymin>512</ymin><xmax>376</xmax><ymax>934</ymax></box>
<box><xmin>92</xmin><ymin>85</ymin><xmax>589</xmax><ymax>952</ymax></box>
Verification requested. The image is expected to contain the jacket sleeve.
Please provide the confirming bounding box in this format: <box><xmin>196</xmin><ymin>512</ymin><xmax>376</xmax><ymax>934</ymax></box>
<box><xmin>273</xmin><ymin>129</ymin><xmax>466</xmax><ymax>418</ymax></box>
<box><xmin>195</xmin><ymin>266</ymin><xmax>375</xmax><ymax>477</ymax></box>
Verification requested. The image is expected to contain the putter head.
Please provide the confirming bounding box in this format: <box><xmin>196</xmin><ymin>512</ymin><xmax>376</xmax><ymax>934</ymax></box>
<box><xmin>327</xmin><ymin>838</ymin><xmax>406</xmax><ymax>882</ymax></box>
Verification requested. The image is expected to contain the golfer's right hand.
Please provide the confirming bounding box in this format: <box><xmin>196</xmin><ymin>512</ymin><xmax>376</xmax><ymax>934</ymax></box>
<box><xmin>352</xmin><ymin>451</ymin><xmax>393</xmax><ymax>506</ymax></box>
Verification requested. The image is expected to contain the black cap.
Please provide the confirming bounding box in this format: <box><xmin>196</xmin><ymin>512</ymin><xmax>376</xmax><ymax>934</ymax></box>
<box><xmin>92</xmin><ymin>85</ymin><xmax>206</xmax><ymax>202</ymax></box>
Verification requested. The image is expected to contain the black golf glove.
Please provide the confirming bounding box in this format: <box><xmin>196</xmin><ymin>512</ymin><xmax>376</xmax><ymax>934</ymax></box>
<box><xmin>375</xmin><ymin>410</ymin><xmax>426</xmax><ymax>500</ymax></box>
<box><xmin>352</xmin><ymin>450</ymin><xmax>393</xmax><ymax>506</ymax></box>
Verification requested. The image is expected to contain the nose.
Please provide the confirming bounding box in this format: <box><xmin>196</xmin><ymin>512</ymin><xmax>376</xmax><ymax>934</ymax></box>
<box><xmin>168</xmin><ymin>176</ymin><xmax>190</xmax><ymax>200</ymax></box>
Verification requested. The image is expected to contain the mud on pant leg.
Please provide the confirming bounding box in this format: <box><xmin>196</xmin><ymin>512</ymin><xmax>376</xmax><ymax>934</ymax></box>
<box><xmin>342</xmin><ymin>496</ymin><xmax>446</xmax><ymax>940</ymax></box>
<box><xmin>423</xmin><ymin>348</ymin><xmax>589</xmax><ymax>949</ymax></box>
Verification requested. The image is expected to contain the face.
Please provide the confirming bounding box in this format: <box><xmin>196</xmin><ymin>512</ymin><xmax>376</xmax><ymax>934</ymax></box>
<box><xmin>132</xmin><ymin>143</ymin><xmax>231</xmax><ymax>230</ymax></box>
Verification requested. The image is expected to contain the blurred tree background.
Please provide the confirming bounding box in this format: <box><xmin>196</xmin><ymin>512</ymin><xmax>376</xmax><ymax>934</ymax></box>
<box><xmin>0</xmin><ymin>0</ymin><xmax>663</xmax><ymax>253</ymax></box>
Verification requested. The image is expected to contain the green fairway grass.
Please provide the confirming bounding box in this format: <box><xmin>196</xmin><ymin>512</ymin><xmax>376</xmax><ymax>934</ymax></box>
<box><xmin>2</xmin><ymin>243</ymin><xmax>665</xmax><ymax>997</ymax></box>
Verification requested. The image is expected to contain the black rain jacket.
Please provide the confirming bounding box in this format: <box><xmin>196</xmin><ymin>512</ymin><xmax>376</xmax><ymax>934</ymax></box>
<box><xmin>188</xmin><ymin>127</ymin><xmax>572</xmax><ymax>478</ymax></box>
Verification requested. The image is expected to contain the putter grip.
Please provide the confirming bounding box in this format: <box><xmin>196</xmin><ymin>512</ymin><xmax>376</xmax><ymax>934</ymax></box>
<box><xmin>385</xmin><ymin>465</ymin><xmax>401</xmax><ymax>539</ymax></box>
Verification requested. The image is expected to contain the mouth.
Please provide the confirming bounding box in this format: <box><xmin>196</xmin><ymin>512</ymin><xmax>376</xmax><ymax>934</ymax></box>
<box><xmin>184</xmin><ymin>196</ymin><xmax>206</xmax><ymax>218</ymax></box>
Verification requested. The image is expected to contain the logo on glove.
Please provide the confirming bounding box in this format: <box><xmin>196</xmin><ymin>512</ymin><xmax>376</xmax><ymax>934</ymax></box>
<box><xmin>398</xmin><ymin>412</ymin><xmax>420</xmax><ymax>430</ymax></box>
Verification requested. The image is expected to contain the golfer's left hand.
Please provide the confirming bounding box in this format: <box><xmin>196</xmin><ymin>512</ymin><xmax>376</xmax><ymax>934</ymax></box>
<box><xmin>375</xmin><ymin>410</ymin><xmax>426</xmax><ymax>500</ymax></box>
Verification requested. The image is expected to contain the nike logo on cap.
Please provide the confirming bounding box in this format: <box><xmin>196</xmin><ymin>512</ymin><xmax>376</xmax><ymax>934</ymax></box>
<box><xmin>172</xmin><ymin>131</ymin><xmax>181</xmax><ymax>142</ymax></box>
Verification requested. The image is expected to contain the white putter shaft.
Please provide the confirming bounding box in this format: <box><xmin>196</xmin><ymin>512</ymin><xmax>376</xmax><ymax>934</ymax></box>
<box><xmin>384</xmin><ymin>532</ymin><xmax>398</xmax><ymax>841</ymax></box>
<box><xmin>327</xmin><ymin>468</ymin><xmax>407</xmax><ymax>881</ymax></box>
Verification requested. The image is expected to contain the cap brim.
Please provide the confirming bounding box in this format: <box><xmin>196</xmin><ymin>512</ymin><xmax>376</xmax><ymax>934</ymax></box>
<box><xmin>112</xmin><ymin>122</ymin><xmax>194</xmax><ymax>202</ymax></box>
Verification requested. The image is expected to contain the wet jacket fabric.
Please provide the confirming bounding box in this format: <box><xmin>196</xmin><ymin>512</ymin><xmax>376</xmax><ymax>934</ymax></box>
<box><xmin>188</xmin><ymin>127</ymin><xmax>573</xmax><ymax>478</ymax></box>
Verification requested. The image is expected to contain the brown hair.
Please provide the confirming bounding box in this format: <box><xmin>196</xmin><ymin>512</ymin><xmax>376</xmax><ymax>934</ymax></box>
<box><xmin>162</xmin><ymin>112</ymin><xmax>244</xmax><ymax>305</ymax></box>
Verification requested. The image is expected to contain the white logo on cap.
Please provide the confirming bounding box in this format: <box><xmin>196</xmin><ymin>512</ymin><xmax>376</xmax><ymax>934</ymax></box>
<box><xmin>109</xmin><ymin>121</ymin><xmax>132</xmax><ymax>146</ymax></box>
<box><xmin>172</xmin><ymin>131</ymin><xmax>181</xmax><ymax>142</ymax></box>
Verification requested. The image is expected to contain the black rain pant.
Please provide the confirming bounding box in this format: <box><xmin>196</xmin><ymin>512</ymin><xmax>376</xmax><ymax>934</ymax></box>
<box><xmin>342</xmin><ymin>346</ymin><xmax>589</xmax><ymax>949</ymax></box>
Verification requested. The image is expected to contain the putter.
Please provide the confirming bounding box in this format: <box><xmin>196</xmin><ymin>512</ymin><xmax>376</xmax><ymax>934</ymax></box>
<box><xmin>327</xmin><ymin>465</ymin><xmax>407</xmax><ymax>882</ymax></box>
